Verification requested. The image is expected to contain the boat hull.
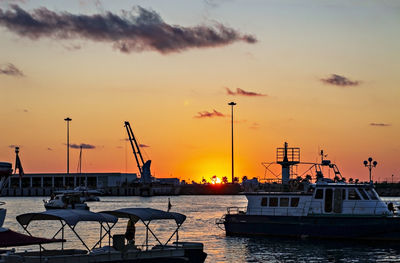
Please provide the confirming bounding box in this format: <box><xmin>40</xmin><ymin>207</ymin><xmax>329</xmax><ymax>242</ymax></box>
<box><xmin>224</xmin><ymin>214</ymin><xmax>400</xmax><ymax>241</ymax></box>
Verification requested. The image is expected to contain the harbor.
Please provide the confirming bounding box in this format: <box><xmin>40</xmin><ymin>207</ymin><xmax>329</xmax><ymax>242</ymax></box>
<box><xmin>1</xmin><ymin>0</ymin><xmax>398</xmax><ymax>262</ymax></box>
<box><xmin>3</xmin><ymin>195</ymin><xmax>400</xmax><ymax>262</ymax></box>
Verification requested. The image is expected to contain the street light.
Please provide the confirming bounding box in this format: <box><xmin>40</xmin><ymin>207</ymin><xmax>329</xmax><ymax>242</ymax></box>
<box><xmin>228</xmin><ymin>102</ymin><xmax>236</xmax><ymax>183</ymax></box>
<box><xmin>363</xmin><ymin>157</ymin><xmax>377</xmax><ymax>183</ymax></box>
<box><xmin>64</xmin><ymin>117</ymin><xmax>72</xmax><ymax>176</ymax></box>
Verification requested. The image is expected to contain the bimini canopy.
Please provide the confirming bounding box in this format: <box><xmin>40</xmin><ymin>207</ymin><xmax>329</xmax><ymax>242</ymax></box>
<box><xmin>101</xmin><ymin>208</ymin><xmax>186</xmax><ymax>225</ymax></box>
<box><xmin>17</xmin><ymin>209</ymin><xmax>118</xmax><ymax>227</ymax></box>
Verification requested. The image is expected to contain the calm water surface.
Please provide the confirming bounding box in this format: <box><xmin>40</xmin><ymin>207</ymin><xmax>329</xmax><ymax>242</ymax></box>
<box><xmin>2</xmin><ymin>195</ymin><xmax>400</xmax><ymax>262</ymax></box>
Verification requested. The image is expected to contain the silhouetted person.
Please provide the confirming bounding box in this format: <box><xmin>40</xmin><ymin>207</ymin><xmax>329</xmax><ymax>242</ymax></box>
<box><xmin>125</xmin><ymin>219</ymin><xmax>136</xmax><ymax>244</ymax></box>
<box><xmin>388</xmin><ymin>202</ymin><xmax>395</xmax><ymax>213</ymax></box>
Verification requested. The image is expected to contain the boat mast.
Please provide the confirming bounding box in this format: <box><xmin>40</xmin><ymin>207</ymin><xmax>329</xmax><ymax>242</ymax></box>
<box><xmin>276</xmin><ymin>142</ymin><xmax>300</xmax><ymax>185</ymax></box>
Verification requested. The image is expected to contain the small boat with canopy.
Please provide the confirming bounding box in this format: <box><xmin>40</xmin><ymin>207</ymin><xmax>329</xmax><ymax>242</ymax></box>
<box><xmin>1</xmin><ymin>208</ymin><xmax>206</xmax><ymax>263</ymax></box>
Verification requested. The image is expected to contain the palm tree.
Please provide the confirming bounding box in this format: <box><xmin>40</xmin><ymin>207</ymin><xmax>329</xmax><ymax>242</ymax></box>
<box><xmin>222</xmin><ymin>176</ymin><xmax>228</xmax><ymax>184</ymax></box>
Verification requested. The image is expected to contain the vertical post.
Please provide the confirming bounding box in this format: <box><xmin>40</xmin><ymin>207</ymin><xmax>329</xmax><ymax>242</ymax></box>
<box><xmin>228</xmin><ymin>102</ymin><xmax>236</xmax><ymax>183</ymax></box>
<box><xmin>64</xmin><ymin>117</ymin><xmax>72</xmax><ymax>177</ymax></box>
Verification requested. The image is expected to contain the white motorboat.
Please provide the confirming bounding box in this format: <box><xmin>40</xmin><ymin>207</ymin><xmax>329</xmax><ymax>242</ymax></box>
<box><xmin>218</xmin><ymin>142</ymin><xmax>399</xmax><ymax>241</ymax></box>
<box><xmin>44</xmin><ymin>193</ymin><xmax>89</xmax><ymax>210</ymax></box>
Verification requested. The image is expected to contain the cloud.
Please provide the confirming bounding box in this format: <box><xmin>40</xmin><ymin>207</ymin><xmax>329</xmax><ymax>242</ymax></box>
<box><xmin>370</xmin><ymin>123</ymin><xmax>391</xmax><ymax>127</ymax></box>
<box><xmin>226</xmin><ymin>87</ymin><xmax>266</xmax><ymax>96</ymax></box>
<box><xmin>47</xmin><ymin>147</ymin><xmax>53</xmax><ymax>151</ymax></box>
<box><xmin>194</xmin><ymin>109</ymin><xmax>225</xmax><ymax>118</ymax></box>
<box><xmin>0</xmin><ymin>63</ymin><xmax>24</xmax><ymax>77</ymax></box>
<box><xmin>139</xmin><ymin>144</ymin><xmax>150</xmax><ymax>148</ymax></box>
<box><xmin>0</xmin><ymin>5</ymin><xmax>257</xmax><ymax>54</ymax></box>
<box><xmin>321</xmin><ymin>74</ymin><xmax>360</xmax><ymax>87</ymax></box>
<box><xmin>69</xmin><ymin>143</ymin><xmax>96</xmax><ymax>149</ymax></box>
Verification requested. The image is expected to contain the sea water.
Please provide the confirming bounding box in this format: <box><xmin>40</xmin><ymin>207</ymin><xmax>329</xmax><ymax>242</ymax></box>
<box><xmin>2</xmin><ymin>195</ymin><xmax>400</xmax><ymax>262</ymax></box>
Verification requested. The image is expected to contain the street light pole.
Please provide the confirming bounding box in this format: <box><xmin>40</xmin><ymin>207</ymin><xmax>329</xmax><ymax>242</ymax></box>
<box><xmin>363</xmin><ymin>157</ymin><xmax>377</xmax><ymax>183</ymax></box>
<box><xmin>64</xmin><ymin>117</ymin><xmax>72</xmax><ymax>176</ymax></box>
<box><xmin>228</xmin><ymin>102</ymin><xmax>236</xmax><ymax>183</ymax></box>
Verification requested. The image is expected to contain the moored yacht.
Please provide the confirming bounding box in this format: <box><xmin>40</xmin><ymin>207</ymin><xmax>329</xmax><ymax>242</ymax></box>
<box><xmin>43</xmin><ymin>192</ymin><xmax>90</xmax><ymax>210</ymax></box>
<box><xmin>218</xmin><ymin>142</ymin><xmax>399</xmax><ymax>240</ymax></box>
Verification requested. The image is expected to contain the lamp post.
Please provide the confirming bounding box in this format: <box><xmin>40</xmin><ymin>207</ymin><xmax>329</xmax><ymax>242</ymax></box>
<box><xmin>64</xmin><ymin>117</ymin><xmax>72</xmax><ymax>176</ymax></box>
<box><xmin>363</xmin><ymin>157</ymin><xmax>377</xmax><ymax>183</ymax></box>
<box><xmin>228</xmin><ymin>102</ymin><xmax>236</xmax><ymax>183</ymax></box>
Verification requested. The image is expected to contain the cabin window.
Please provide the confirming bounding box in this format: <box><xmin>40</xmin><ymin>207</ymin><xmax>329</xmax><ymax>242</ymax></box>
<box><xmin>280</xmin><ymin>197</ymin><xmax>289</xmax><ymax>207</ymax></box>
<box><xmin>365</xmin><ymin>188</ymin><xmax>378</xmax><ymax>200</ymax></box>
<box><xmin>325</xmin><ymin>189</ymin><xmax>333</xmax><ymax>213</ymax></box>
<box><xmin>269</xmin><ymin>197</ymin><xmax>278</xmax><ymax>207</ymax></box>
<box><xmin>315</xmin><ymin>189</ymin><xmax>323</xmax><ymax>199</ymax></box>
<box><xmin>342</xmin><ymin>189</ymin><xmax>346</xmax><ymax>200</ymax></box>
<box><xmin>261</xmin><ymin>197</ymin><xmax>268</xmax><ymax>206</ymax></box>
<box><xmin>348</xmin><ymin>189</ymin><xmax>361</xmax><ymax>200</ymax></box>
<box><xmin>291</xmin><ymin>197</ymin><xmax>300</xmax><ymax>207</ymax></box>
<box><xmin>358</xmin><ymin>188</ymin><xmax>369</xmax><ymax>200</ymax></box>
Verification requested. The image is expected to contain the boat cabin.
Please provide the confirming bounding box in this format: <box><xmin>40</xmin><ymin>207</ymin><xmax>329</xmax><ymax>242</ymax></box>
<box><xmin>245</xmin><ymin>183</ymin><xmax>390</xmax><ymax>217</ymax></box>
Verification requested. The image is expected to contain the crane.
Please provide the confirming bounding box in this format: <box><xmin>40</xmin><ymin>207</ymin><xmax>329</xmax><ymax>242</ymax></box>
<box><xmin>124</xmin><ymin>121</ymin><xmax>152</xmax><ymax>184</ymax></box>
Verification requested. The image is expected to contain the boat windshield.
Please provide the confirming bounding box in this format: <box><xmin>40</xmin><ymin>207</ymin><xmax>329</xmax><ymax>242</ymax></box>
<box><xmin>365</xmin><ymin>188</ymin><xmax>378</xmax><ymax>200</ymax></box>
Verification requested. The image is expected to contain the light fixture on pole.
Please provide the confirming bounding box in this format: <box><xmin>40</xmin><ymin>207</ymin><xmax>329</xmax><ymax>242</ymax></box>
<box><xmin>64</xmin><ymin>117</ymin><xmax>72</xmax><ymax>176</ymax></box>
<box><xmin>228</xmin><ymin>102</ymin><xmax>236</xmax><ymax>184</ymax></box>
<box><xmin>363</xmin><ymin>157</ymin><xmax>377</xmax><ymax>183</ymax></box>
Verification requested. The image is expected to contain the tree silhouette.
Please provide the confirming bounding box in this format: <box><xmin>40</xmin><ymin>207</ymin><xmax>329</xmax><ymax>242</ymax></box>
<box><xmin>222</xmin><ymin>176</ymin><xmax>228</xmax><ymax>184</ymax></box>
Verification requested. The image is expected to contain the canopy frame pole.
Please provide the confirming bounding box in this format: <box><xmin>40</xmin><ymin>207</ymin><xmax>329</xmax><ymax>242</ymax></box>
<box><xmin>91</xmin><ymin>222</ymin><xmax>116</xmax><ymax>250</ymax></box>
<box><xmin>144</xmin><ymin>221</ymin><xmax>164</xmax><ymax>247</ymax></box>
<box><xmin>99</xmin><ymin>222</ymin><xmax>102</xmax><ymax>248</ymax></box>
<box><xmin>144</xmin><ymin>220</ymin><xmax>149</xmax><ymax>250</ymax></box>
<box><xmin>69</xmin><ymin>224</ymin><xmax>90</xmax><ymax>251</ymax></box>
<box><xmin>164</xmin><ymin>223</ymin><xmax>182</xmax><ymax>246</ymax></box>
<box><xmin>61</xmin><ymin>220</ymin><xmax>64</xmax><ymax>251</ymax></box>
<box><xmin>20</xmin><ymin>223</ymin><xmax>46</xmax><ymax>251</ymax></box>
<box><xmin>51</xmin><ymin>222</ymin><xmax>66</xmax><ymax>239</ymax></box>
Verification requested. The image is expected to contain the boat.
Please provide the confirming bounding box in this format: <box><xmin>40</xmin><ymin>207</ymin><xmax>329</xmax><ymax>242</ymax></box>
<box><xmin>217</xmin><ymin>142</ymin><xmax>400</xmax><ymax>241</ymax></box>
<box><xmin>54</xmin><ymin>187</ymin><xmax>102</xmax><ymax>202</ymax></box>
<box><xmin>43</xmin><ymin>192</ymin><xmax>90</xmax><ymax>210</ymax></box>
<box><xmin>0</xmin><ymin>162</ymin><xmax>12</xmax><ymax>228</ymax></box>
<box><xmin>0</xmin><ymin>208</ymin><xmax>206</xmax><ymax>263</ymax></box>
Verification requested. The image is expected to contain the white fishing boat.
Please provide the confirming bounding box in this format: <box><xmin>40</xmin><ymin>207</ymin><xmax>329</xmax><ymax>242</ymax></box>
<box><xmin>217</xmin><ymin>142</ymin><xmax>399</xmax><ymax>241</ymax></box>
<box><xmin>43</xmin><ymin>192</ymin><xmax>90</xmax><ymax>210</ymax></box>
<box><xmin>0</xmin><ymin>208</ymin><xmax>206</xmax><ymax>263</ymax></box>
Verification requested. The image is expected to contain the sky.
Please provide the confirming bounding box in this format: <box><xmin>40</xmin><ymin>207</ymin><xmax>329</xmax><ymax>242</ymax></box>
<box><xmin>0</xmin><ymin>0</ymin><xmax>399</xmax><ymax>183</ymax></box>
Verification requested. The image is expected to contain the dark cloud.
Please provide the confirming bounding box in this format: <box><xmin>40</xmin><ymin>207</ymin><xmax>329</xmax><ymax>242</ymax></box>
<box><xmin>0</xmin><ymin>5</ymin><xmax>257</xmax><ymax>54</ymax></box>
<box><xmin>139</xmin><ymin>144</ymin><xmax>150</xmax><ymax>148</ymax></box>
<box><xmin>70</xmin><ymin>143</ymin><xmax>96</xmax><ymax>149</ymax></box>
<box><xmin>370</xmin><ymin>123</ymin><xmax>391</xmax><ymax>127</ymax></box>
<box><xmin>194</xmin><ymin>109</ymin><xmax>225</xmax><ymax>118</ymax></box>
<box><xmin>226</xmin><ymin>87</ymin><xmax>266</xmax><ymax>96</ymax></box>
<box><xmin>47</xmin><ymin>147</ymin><xmax>53</xmax><ymax>151</ymax></box>
<box><xmin>0</xmin><ymin>63</ymin><xmax>24</xmax><ymax>77</ymax></box>
<box><xmin>321</xmin><ymin>74</ymin><xmax>360</xmax><ymax>87</ymax></box>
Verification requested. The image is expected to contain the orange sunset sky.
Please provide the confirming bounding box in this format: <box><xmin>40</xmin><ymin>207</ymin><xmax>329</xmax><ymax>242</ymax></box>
<box><xmin>0</xmin><ymin>0</ymin><xmax>399</xmax><ymax>183</ymax></box>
